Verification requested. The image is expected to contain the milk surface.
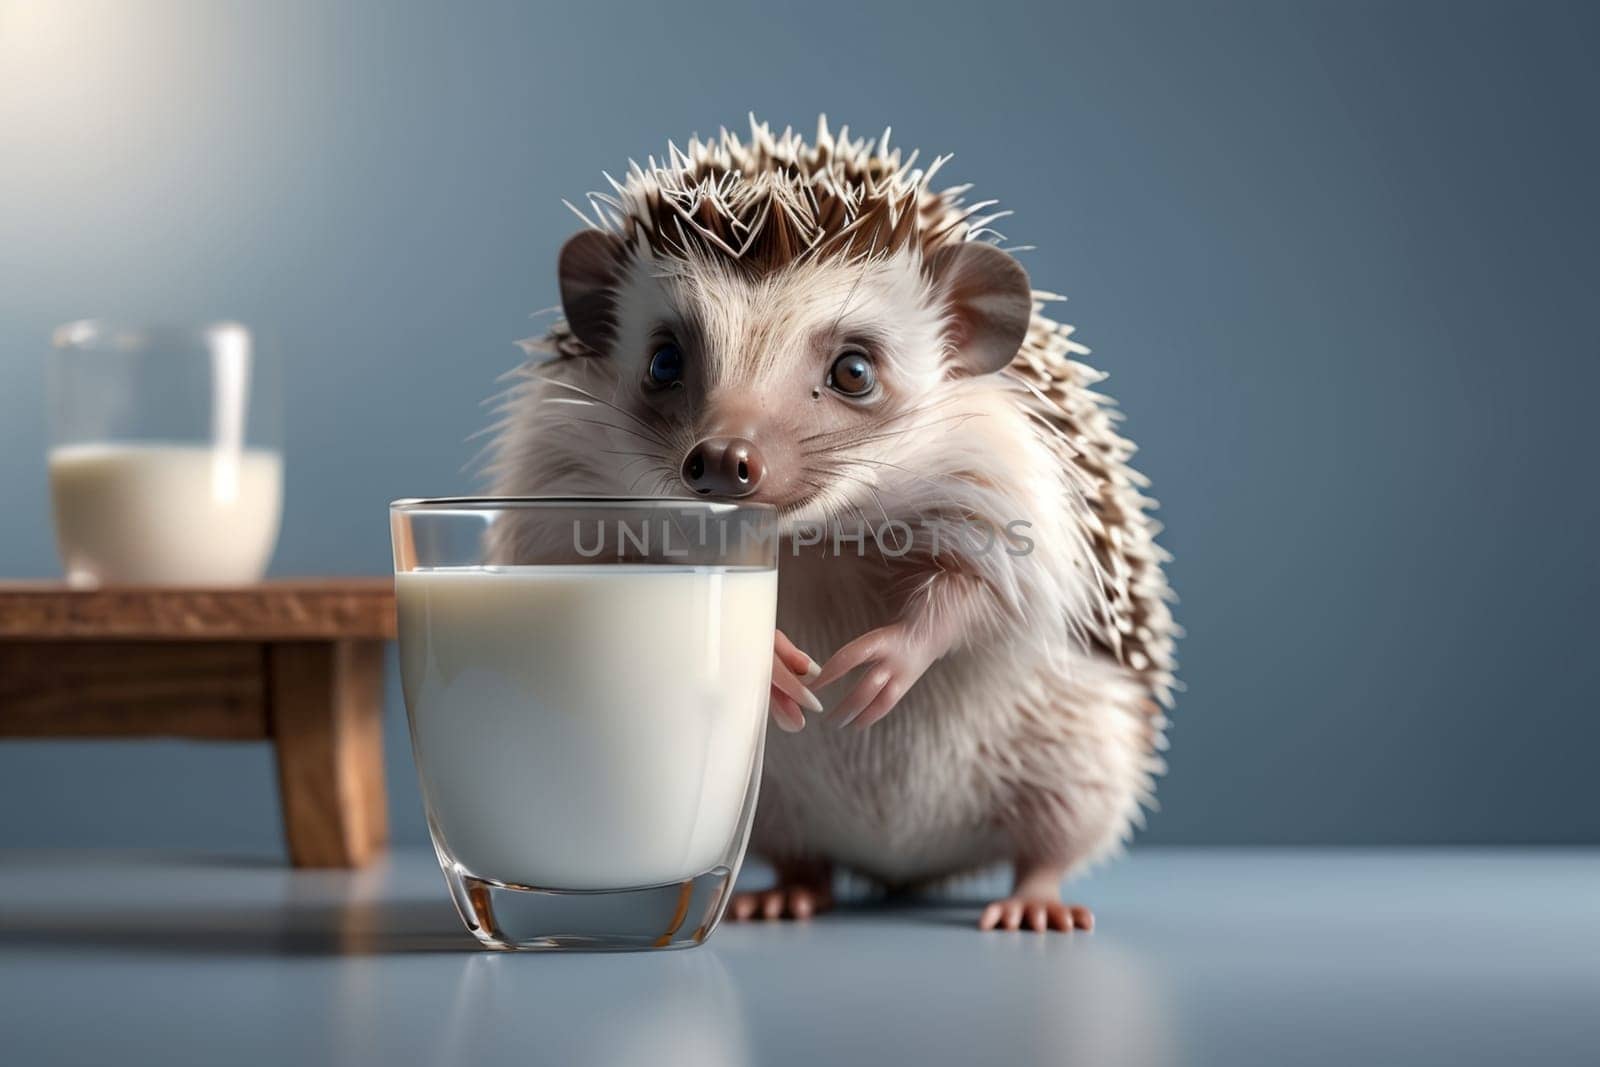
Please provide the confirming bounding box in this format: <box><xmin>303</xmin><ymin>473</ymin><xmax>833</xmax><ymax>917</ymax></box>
<box><xmin>397</xmin><ymin>564</ymin><xmax>776</xmax><ymax>889</ymax></box>
<box><xmin>49</xmin><ymin>442</ymin><xmax>282</xmax><ymax>586</ymax></box>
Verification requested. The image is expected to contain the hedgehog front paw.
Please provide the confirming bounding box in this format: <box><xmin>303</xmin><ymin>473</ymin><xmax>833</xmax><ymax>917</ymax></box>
<box><xmin>812</xmin><ymin>622</ymin><xmax>946</xmax><ymax>729</ymax></box>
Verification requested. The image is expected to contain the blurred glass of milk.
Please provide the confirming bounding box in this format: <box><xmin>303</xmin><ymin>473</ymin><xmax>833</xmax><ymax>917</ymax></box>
<box><xmin>48</xmin><ymin>321</ymin><xmax>283</xmax><ymax>587</ymax></box>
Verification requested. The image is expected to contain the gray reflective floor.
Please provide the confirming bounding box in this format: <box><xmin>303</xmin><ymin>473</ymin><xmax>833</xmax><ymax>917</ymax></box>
<box><xmin>1</xmin><ymin>848</ymin><xmax>1595</xmax><ymax>1066</ymax></box>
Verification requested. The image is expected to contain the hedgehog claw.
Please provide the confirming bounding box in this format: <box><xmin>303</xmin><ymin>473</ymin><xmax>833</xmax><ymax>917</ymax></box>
<box><xmin>978</xmin><ymin>897</ymin><xmax>1093</xmax><ymax>933</ymax></box>
<box><xmin>769</xmin><ymin>630</ymin><xmax>822</xmax><ymax>732</ymax></box>
<box><xmin>728</xmin><ymin>862</ymin><xmax>834</xmax><ymax>922</ymax></box>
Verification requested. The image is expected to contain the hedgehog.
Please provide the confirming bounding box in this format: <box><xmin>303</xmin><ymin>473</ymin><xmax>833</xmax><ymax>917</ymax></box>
<box><xmin>487</xmin><ymin>116</ymin><xmax>1177</xmax><ymax>932</ymax></box>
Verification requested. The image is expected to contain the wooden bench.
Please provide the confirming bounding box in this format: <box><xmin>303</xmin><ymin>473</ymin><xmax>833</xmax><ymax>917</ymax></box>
<box><xmin>0</xmin><ymin>580</ymin><xmax>396</xmax><ymax>868</ymax></box>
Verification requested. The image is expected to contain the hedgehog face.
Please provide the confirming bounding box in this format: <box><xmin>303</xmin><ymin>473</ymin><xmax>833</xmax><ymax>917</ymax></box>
<box><xmin>613</xmin><ymin>248</ymin><xmax>944</xmax><ymax>513</ymax></box>
<box><xmin>539</xmin><ymin>119</ymin><xmax>1034</xmax><ymax>522</ymax></box>
<box><xmin>556</xmin><ymin>233</ymin><xmax>1031</xmax><ymax>520</ymax></box>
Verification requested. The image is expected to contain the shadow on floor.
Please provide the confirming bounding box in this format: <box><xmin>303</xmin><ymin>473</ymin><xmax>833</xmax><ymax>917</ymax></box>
<box><xmin>0</xmin><ymin>888</ymin><xmax>1020</xmax><ymax>958</ymax></box>
<box><xmin>0</xmin><ymin>848</ymin><xmax>290</xmax><ymax>871</ymax></box>
<box><xmin>0</xmin><ymin>898</ymin><xmax>471</xmax><ymax>958</ymax></box>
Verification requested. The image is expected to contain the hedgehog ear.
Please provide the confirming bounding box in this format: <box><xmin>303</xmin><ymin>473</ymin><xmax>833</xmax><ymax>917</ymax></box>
<box><xmin>558</xmin><ymin>230</ymin><xmax>627</xmax><ymax>352</ymax></box>
<box><xmin>929</xmin><ymin>243</ymin><xmax>1033</xmax><ymax>375</ymax></box>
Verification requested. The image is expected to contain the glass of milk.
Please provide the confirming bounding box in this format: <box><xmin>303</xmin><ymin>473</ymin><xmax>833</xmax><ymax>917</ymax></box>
<box><xmin>390</xmin><ymin>497</ymin><xmax>779</xmax><ymax>951</ymax></box>
<box><xmin>48</xmin><ymin>320</ymin><xmax>282</xmax><ymax>587</ymax></box>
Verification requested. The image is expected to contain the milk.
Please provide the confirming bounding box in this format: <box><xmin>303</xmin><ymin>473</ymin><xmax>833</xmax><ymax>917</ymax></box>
<box><xmin>397</xmin><ymin>564</ymin><xmax>776</xmax><ymax>890</ymax></box>
<box><xmin>48</xmin><ymin>442</ymin><xmax>282</xmax><ymax>586</ymax></box>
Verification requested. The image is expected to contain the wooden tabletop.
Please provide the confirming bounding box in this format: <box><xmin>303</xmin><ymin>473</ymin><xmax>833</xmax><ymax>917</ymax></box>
<box><xmin>0</xmin><ymin>579</ymin><xmax>397</xmax><ymax>641</ymax></box>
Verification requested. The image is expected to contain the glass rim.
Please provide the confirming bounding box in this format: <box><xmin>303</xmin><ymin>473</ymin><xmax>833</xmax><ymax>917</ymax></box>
<box><xmin>389</xmin><ymin>495</ymin><xmax>777</xmax><ymax>515</ymax></box>
<box><xmin>51</xmin><ymin>319</ymin><xmax>253</xmax><ymax>352</ymax></box>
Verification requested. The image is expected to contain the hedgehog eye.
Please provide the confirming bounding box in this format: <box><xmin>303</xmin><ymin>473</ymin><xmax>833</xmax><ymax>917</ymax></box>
<box><xmin>647</xmin><ymin>343</ymin><xmax>683</xmax><ymax>386</ymax></box>
<box><xmin>827</xmin><ymin>350</ymin><xmax>876</xmax><ymax>398</ymax></box>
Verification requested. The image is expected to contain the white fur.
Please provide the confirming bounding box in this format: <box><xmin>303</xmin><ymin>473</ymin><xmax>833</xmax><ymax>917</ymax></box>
<box><xmin>487</xmin><ymin>254</ymin><xmax>1166</xmax><ymax>886</ymax></box>
<box><xmin>486</xmin><ymin>117</ymin><xmax>1176</xmax><ymax>889</ymax></box>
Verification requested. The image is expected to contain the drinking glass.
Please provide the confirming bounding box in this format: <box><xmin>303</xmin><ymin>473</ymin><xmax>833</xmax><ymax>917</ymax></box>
<box><xmin>48</xmin><ymin>320</ymin><xmax>283</xmax><ymax>586</ymax></box>
<box><xmin>390</xmin><ymin>497</ymin><xmax>779</xmax><ymax>950</ymax></box>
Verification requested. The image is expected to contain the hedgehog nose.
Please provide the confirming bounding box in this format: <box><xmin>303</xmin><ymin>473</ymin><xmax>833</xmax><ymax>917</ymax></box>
<box><xmin>681</xmin><ymin>437</ymin><xmax>765</xmax><ymax>498</ymax></box>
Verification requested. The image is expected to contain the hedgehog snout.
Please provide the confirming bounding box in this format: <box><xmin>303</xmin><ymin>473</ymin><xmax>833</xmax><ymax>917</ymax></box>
<box><xmin>680</xmin><ymin>436</ymin><xmax>766</xmax><ymax>499</ymax></box>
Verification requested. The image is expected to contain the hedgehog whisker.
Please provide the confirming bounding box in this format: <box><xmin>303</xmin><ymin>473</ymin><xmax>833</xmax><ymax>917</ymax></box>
<box><xmin>611</xmin><ymin>453</ymin><xmax>657</xmax><ymax>480</ymax></box>
<box><xmin>821</xmin><ymin>228</ymin><xmax>880</xmax><ymax>347</ymax></box>
<box><xmin>550</xmin><ymin>414</ymin><xmax>675</xmax><ymax>451</ymax></box>
<box><xmin>626</xmin><ymin>463</ymin><xmax>676</xmax><ymax>494</ymax></box>
<box><xmin>807</xmin><ymin>454</ymin><xmax>961</xmax><ymax>497</ymax></box>
<box><xmin>544</xmin><ymin>380</ymin><xmax>674</xmax><ymax>446</ymax></box>
<box><xmin>862</xmin><ymin>482</ymin><xmax>895</xmax><ymax>531</ymax></box>
<box><xmin>797</xmin><ymin>392</ymin><xmax>966</xmax><ymax>446</ymax></box>
<box><xmin>801</xmin><ymin>411</ymin><xmax>981</xmax><ymax>454</ymax></box>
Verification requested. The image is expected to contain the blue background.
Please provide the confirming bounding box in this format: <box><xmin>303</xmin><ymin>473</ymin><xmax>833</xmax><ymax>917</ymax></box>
<box><xmin>1</xmin><ymin>0</ymin><xmax>1595</xmax><ymax>850</ymax></box>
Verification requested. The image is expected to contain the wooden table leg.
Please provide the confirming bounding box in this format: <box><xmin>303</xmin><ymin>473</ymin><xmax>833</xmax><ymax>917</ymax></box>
<box><xmin>267</xmin><ymin>640</ymin><xmax>389</xmax><ymax>867</ymax></box>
